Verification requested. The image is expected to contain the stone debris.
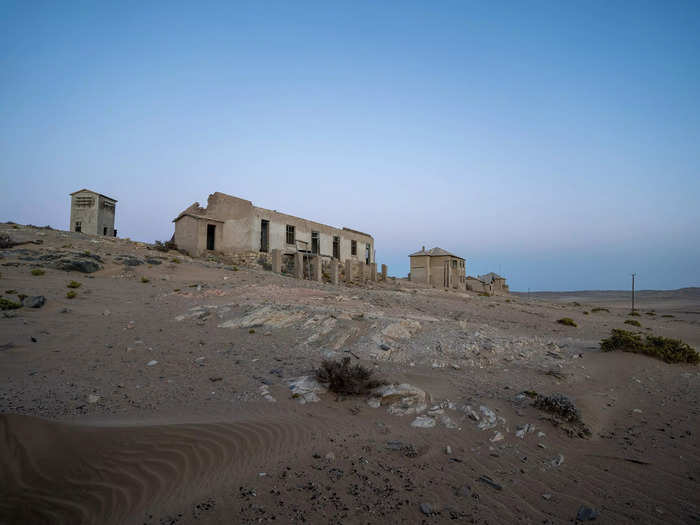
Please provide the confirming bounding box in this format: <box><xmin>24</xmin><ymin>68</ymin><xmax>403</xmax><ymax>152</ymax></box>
<box><xmin>551</xmin><ymin>453</ymin><xmax>564</xmax><ymax>467</ymax></box>
<box><xmin>515</xmin><ymin>423</ymin><xmax>535</xmax><ymax>439</ymax></box>
<box><xmin>381</xmin><ymin>319</ymin><xmax>421</xmax><ymax>340</ymax></box>
<box><xmin>411</xmin><ymin>415</ymin><xmax>436</xmax><ymax>428</ymax></box>
<box><xmin>287</xmin><ymin>375</ymin><xmax>327</xmax><ymax>404</ymax></box>
<box><xmin>22</xmin><ymin>296</ymin><xmax>45</xmax><ymax>308</ymax></box>
<box><xmin>490</xmin><ymin>431</ymin><xmax>504</xmax><ymax>442</ymax></box>
<box><xmin>477</xmin><ymin>406</ymin><xmax>499</xmax><ymax>430</ymax></box>
<box><xmin>419</xmin><ymin>503</ymin><xmax>434</xmax><ymax>516</ymax></box>
<box><xmin>367</xmin><ymin>383</ymin><xmax>427</xmax><ymax>416</ymax></box>
<box><xmin>576</xmin><ymin>506</ymin><xmax>599</xmax><ymax>521</ymax></box>
<box><xmin>258</xmin><ymin>384</ymin><xmax>276</xmax><ymax>403</ymax></box>
<box><xmin>87</xmin><ymin>394</ymin><xmax>100</xmax><ymax>404</ymax></box>
<box><xmin>146</xmin><ymin>360</ymin><xmax>158</xmax><ymax>366</ymax></box>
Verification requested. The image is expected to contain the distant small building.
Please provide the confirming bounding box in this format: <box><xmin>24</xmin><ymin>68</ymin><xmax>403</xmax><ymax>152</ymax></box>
<box><xmin>466</xmin><ymin>272</ymin><xmax>509</xmax><ymax>294</ymax></box>
<box><xmin>409</xmin><ymin>246</ymin><xmax>466</xmax><ymax>290</ymax></box>
<box><xmin>69</xmin><ymin>189</ymin><xmax>117</xmax><ymax>236</ymax></box>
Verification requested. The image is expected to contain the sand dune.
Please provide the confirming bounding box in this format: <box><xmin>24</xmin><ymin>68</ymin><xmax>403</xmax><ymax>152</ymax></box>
<box><xmin>0</xmin><ymin>414</ymin><xmax>312</xmax><ymax>524</ymax></box>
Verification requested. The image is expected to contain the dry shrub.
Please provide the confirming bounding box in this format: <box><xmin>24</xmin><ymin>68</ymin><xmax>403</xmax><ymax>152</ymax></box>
<box><xmin>624</xmin><ymin>319</ymin><xmax>641</xmax><ymax>327</ymax></box>
<box><xmin>533</xmin><ymin>393</ymin><xmax>591</xmax><ymax>438</ymax></box>
<box><xmin>316</xmin><ymin>357</ymin><xmax>386</xmax><ymax>396</ymax></box>
<box><xmin>628</xmin><ymin>311</ymin><xmax>641</xmax><ymax>317</ymax></box>
<box><xmin>557</xmin><ymin>317</ymin><xmax>577</xmax><ymax>327</ymax></box>
<box><xmin>0</xmin><ymin>297</ymin><xmax>22</xmax><ymax>310</ymax></box>
<box><xmin>154</xmin><ymin>240</ymin><xmax>177</xmax><ymax>252</ymax></box>
<box><xmin>591</xmin><ymin>307</ymin><xmax>609</xmax><ymax>313</ymax></box>
<box><xmin>600</xmin><ymin>329</ymin><xmax>698</xmax><ymax>364</ymax></box>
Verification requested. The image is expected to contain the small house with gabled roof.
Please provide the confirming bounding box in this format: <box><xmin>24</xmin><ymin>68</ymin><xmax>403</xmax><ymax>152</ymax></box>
<box><xmin>409</xmin><ymin>246</ymin><xmax>466</xmax><ymax>289</ymax></box>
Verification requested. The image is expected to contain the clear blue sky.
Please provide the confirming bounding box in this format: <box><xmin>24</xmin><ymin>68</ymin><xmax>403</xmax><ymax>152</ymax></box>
<box><xmin>1</xmin><ymin>1</ymin><xmax>699</xmax><ymax>291</ymax></box>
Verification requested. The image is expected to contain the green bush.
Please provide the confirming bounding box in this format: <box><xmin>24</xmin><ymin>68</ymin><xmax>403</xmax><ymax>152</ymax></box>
<box><xmin>248</xmin><ymin>328</ymin><xmax>255</xmax><ymax>334</ymax></box>
<box><xmin>171</xmin><ymin>258</ymin><xmax>181</xmax><ymax>264</ymax></box>
<box><xmin>66</xmin><ymin>290</ymin><xmax>77</xmax><ymax>299</ymax></box>
<box><xmin>5</xmin><ymin>290</ymin><xmax>17</xmax><ymax>294</ymax></box>
<box><xmin>478</xmin><ymin>292</ymin><xmax>490</xmax><ymax>297</ymax></box>
<box><xmin>624</xmin><ymin>319</ymin><xmax>641</xmax><ymax>327</ymax></box>
<box><xmin>0</xmin><ymin>297</ymin><xmax>22</xmax><ymax>310</ymax></box>
<box><xmin>600</xmin><ymin>329</ymin><xmax>698</xmax><ymax>364</ymax></box>
<box><xmin>583</xmin><ymin>311</ymin><xmax>589</xmax><ymax>315</ymax></box>
<box><xmin>646</xmin><ymin>312</ymin><xmax>656</xmax><ymax>316</ymax></box>
<box><xmin>141</xmin><ymin>277</ymin><xmax>150</xmax><ymax>283</ymax></box>
<box><xmin>557</xmin><ymin>317</ymin><xmax>577</xmax><ymax>327</ymax></box>
<box><xmin>591</xmin><ymin>307</ymin><xmax>609</xmax><ymax>313</ymax></box>
<box><xmin>31</xmin><ymin>268</ymin><xmax>45</xmax><ymax>276</ymax></box>
<box><xmin>628</xmin><ymin>311</ymin><xmax>641</xmax><ymax>317</ymax></box>
<box><xmin>661</xmin><ymin>314</ymin><xmax>674</xmax><ymax>318</ymax></box>
<box><xmin>67</xmin><ymin>281</ymin><xmax>81</xmax><ymax>289</ymax></box>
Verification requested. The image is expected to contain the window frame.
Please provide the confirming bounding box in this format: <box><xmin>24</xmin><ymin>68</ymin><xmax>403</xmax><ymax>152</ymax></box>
<box><xmin>351</xmin><ymin>240</ymin><xmax>357</xmax><ymax>256</ymax></box>
<box><xmin>286</xmin><ymin>224</ymin><xmax>295</xmax><ymax>245</ymax></box>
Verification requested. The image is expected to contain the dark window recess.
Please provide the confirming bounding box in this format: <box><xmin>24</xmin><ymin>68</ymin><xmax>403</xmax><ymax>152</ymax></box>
<box><xmin>351</xmin><ymin>240</ymin><xmax>357</xmax><ymax>256</ymax></box>
<box><xmin>75</xmin><ymin>222</ymin><xmax>81</xmax><ymax>233</ymax></box>
<box><xmin>103</xmin><ymin>227</ymin><xmax>108</xmax><ymax>236</ymax></box>
<box><xmin>286</xmin><ymin>225</ymin><xmax>295</xmax><ymax>245</ymax></box>
<box><xmin>333</xmin><ymin>236</ymin><xmax>340</xmax><ymax>259</ymax></box>
<box><xmin>207</xmin><ymin>224</ymin><xmax>216</xmax><ymax>250</ymax></box>
<box><xmin>365</xmin><ymin>243</ymin><xmax>370</xmax><ymax>264</ymax></box>
<box><xmin>260</xmin><ymin>220</ymin><xmax>269</xmax><ymax>252</ymax></box>
<box><xmin>311</xmin><ymin>231</ymin><xmax>319</xmax><ymax>254</ymax></box>
<box><xmin>113</xmin><ymin>230</ymin><xmax>117</xmax><ymax>237</ymax></box>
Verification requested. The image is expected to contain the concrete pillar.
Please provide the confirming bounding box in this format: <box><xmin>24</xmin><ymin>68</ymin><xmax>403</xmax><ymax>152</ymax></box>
<box><xmin>330</xmin><ymin>260</ymin><xmax>339</xmax><ymax>285</ymax></box>
<box><xmin>345</xmin><ymin>259</ymin><xmax>353</xmax><ymax>283</ymax></box>
<box><xmin>271</xmin><ymin>249</ymin><xmax>281</xmax><ymax>273</ymax></box>
<box><xmin>312</xmin><ymin>255</ymin><xmax>322</xmax><ymax>281</ymax></box>
<box><xmin>370</xmin><ymin>262</ymin><xmax>377</xmax><ymax>282</ymax></box>
<box><xmin>381</xmin><ymin>264</ymin><xmax>387</xmax><ymax>281</ymax></box>
<box><xmin>294</xmin><ymin>252</ymin><xmax>304</xmax><ymax>280</ymax></box>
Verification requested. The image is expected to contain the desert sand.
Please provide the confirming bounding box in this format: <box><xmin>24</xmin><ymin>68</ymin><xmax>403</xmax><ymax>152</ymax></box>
<box><xmin>1</xmin><ymin>223</ymin><xmax>698</xmax><ymax>524</ymax></box>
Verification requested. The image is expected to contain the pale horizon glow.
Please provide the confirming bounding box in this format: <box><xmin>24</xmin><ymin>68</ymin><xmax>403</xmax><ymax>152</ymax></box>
<box><xmin>1</xmin><ymin>2</ymin><xmax>699</xmax><ymax>291</ymax></box>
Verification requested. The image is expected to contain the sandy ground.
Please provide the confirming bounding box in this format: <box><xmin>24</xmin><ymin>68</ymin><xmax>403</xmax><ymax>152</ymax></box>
<box><xmin>1</xmin><ymin>223</ymin><xmax>698</xmax><ymax>524</ymax></box>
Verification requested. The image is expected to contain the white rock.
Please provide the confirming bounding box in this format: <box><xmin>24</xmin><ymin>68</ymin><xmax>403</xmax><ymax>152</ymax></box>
<box><xmin>87</xmin><ymin>394</ymin><xmax>100</xmax><ymax>404</ymax></box>
<box><xmin>411</xmin><ymin>415</ymin><xmax>436</xmax><ymax>428</ymax></box>
<box><xmin>489</xmin><ymin>431</ymin><xmax>504</xmax><ymax>442</ymax></box>
<box><xmin>478</xmin><ymin>406</ymin><xmax>498</xmax><ymax>430</ymax></box>
<box><xmin>288</xmin><ymin>375</ymin><xmax>327</xmax><ymax>404</ymax></box>
<box><xmin>146</xmin><ymin>360</ymin><xmax>158</xmax><ymax>366</ymax></box>
<box><xmin>551</xmin><ymin>453</ymin><xmax>564</xmax><ymax>467</ymax></box>
<box><xmin>368</xmin><ymin>383</ymin><xmax>428</xmax><ymax>416</ymax></box>
<box><xmin>381</xmin><ymin>320</ymin><xmax>421</xmax><ymax>340</ymax></box>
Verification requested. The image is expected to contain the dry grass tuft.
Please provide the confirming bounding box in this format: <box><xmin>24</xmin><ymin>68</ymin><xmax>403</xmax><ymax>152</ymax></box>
<box><xmin>317</xmin><ymin>357</ymin><xmax>386</xmax><ymax>396</ymax></box>
<box><xmin>557</xmin><ymin>317</ymin><xmax>577</xmax><ymax>327</ymax></box>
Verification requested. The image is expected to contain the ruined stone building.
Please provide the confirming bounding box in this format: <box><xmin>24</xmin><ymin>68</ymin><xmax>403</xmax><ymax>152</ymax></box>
<box><xmin>408</xmin><ymin>246</ymin><xmax>466</xmax><ymax>290</ymax></box>
<box><xmin>69</xmin><ymin>189</ymin><xmax>117</xmax><ymax>236</ymax></box>
<box><xmin>466</xmin><ymin>272</ymin><xmax>509</xmax><ymax>294</ymax></box>
<box><xmin>173</xmin><ymin>192</ymin><xmax>374</xmax><ymax>265</ymax></box>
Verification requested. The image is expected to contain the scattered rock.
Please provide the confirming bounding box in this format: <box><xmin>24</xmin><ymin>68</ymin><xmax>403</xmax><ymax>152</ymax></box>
<box><xmin>478</xmin><ymin>475</ymin><xmax>502</xmax><ymax>491</ymax></box>
<box><xmin>288</xmin><ymin>375</ymin><xmax>327</xmax><ymax>403</ymax></box>
<box><xmin>551</xmin><ymin>453</ymin><xmax>564</xmax><ymax>467</ymax></box>
<box><xmin>22</xmin><ymin>295</ymin><xmax>45</xmax><ymax>308</ymax></box>
<box><xmin>381</xmin><ymin>319</ymin><xmax>421</xmax><ymax>340</ymax></box>
<box><xmin>411</xmin><ymin>415</ymin><xmax>436</xmax><ymax>428</ymax></box>
<box><xmin>87</xmin><ymin>394</ymin><xmax>100</xmax><ymax>404</ymax></box>
<box><xmin>368</xmin><ymin>383</ymin><xmax>427</xmax><ymax>416</ymax></box>
<box><xmin>146</xmin><ymin>360</ymin><xmax>158</xmax><ymax>366</ymax></box>
<box><xmin>445</xmin><ymin>445</ymin><xmax>452</xmax><ymax>455</ymax></box>
<box><xmin>419</xmin><ymin>503</ymin><xmax>434</xmax><ymax>516</ymax></box>
<box><xmin>576</xmin><ymin>506</ymin><xmax>599</xmax><ymax>521</ymax></box>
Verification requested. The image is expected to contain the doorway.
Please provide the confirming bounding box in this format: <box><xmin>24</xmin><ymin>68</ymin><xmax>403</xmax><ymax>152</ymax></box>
<box><xmin>206</xmin><ymin>224</ymin><xmax>216</xmax><ymax>251</ymax></box>
<box><xmin>260</xmin><ymin>220</ymin><xmax>269</xmax><ymax>252</ymax></box>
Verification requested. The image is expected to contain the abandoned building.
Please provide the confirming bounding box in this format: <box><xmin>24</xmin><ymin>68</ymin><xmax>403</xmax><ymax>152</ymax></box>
<box><xmin>408</xmin><ymin>246</ymin><xmax>466</xmax><ymax>290</ymax></box>
<box><xmin>69</xmin><ymin>189</ymin><xmax>117</xmax><ymax>236</ymax></box>
<box><xmin>466</xmin><ymin>272</ymin><xmax>509</xmax><ymax>294</ymax></box>
<box><xmin>173</xmin><ymin>192</ymin><xmax>374</xmax><ymax>266</ymax></box>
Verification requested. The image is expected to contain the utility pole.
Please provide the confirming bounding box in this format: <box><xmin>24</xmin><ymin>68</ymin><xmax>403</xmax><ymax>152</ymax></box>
<box><xmin>631</xmin><ymin>273</ymin><xmax>636</xmax><ymax>313</ymax></box>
